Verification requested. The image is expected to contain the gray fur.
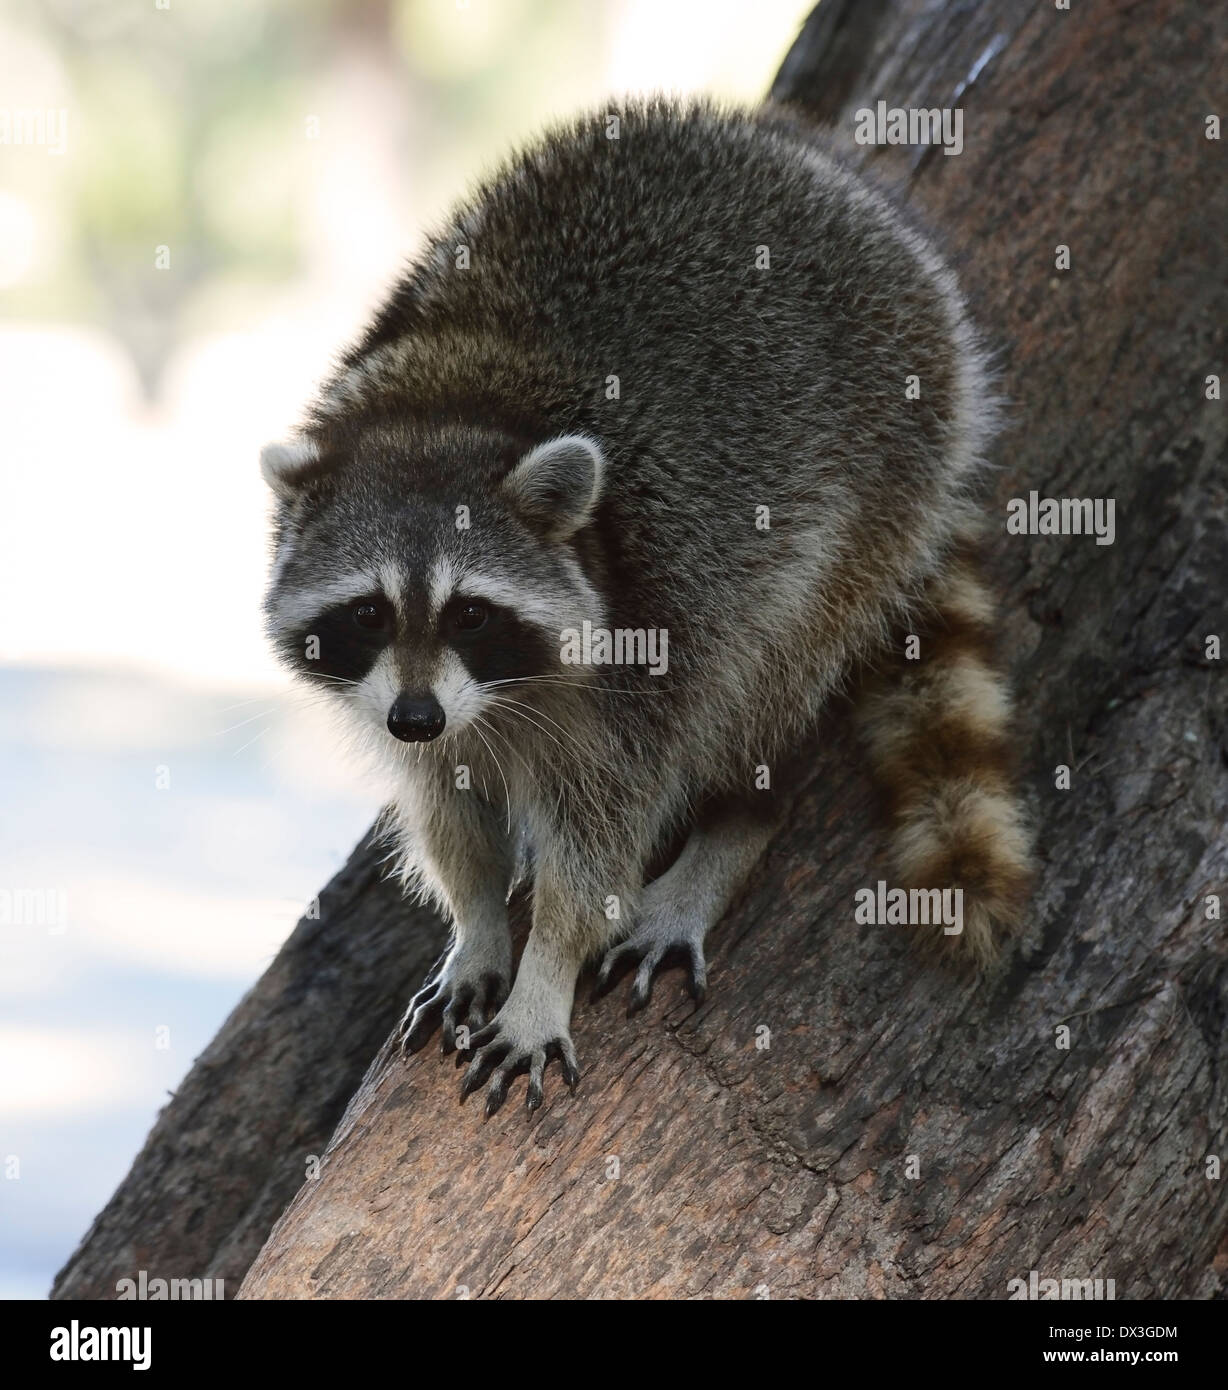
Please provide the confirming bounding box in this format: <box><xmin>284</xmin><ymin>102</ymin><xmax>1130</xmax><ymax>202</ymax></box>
<box><xmin>263</xmin><ymin>98</ymin><xmax>1000</xmax><ymax>1115</ymax></box>
<box><xmin>595</xmin><ymin>796</ymin><xmax>785</xmax><ymax>1011</ymax></box>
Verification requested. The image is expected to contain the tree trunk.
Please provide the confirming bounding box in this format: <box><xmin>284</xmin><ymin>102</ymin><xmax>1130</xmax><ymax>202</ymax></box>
<box><xmin>56</xmin><ymin>0</ymin><xmax>1227</xmax><ymax>1301</ymax></box>
<box><xmin>49</xmin><ymin>838</ymin><xmax>449</xmax><ymax>1299</ymax></box>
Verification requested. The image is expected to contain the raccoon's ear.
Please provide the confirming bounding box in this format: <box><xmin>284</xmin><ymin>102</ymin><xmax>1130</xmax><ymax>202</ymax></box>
<box><xmin>502</xmin><ymin>434</ymin><xmax>604</xmax><ymax>541</ymax></box>
<box><xmin>260</xmin><ymin>437</ymin><xmax>323</xmax><ymax>500</ymax></box>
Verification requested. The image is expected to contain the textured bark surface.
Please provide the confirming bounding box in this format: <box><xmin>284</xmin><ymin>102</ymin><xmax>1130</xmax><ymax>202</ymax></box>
<box><xmin>59</xmin><ymin>0</ymin><xmax>1227</xmax><ymax>1300</ymax></box>
<box><xmin>50</xmin><ymin>836</ymin><xmax>448</xmax><ymax>1299</ymax></box>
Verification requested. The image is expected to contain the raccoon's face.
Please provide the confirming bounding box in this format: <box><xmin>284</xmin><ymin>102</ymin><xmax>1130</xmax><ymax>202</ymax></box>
<box><xmin>261</xmin><ymin>424</ymin><xmax>605</xmax><ymax>750</ymax></box>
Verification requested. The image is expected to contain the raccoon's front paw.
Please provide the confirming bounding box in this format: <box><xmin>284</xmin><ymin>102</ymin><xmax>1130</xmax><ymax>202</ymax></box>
<box><xmin>398</xmin><ymin>944</ymin><xmax>510</xmax><ymax>1057</ymax></box>
<box><xmin>593</xmin><ymin>910</ymin><xmax>707</xmax><ymax>1012</ymax></box>
<box><xmin>458</xmin><ymin>994</ymin><xmax>580</xmax><ymax>1117</ymax></box>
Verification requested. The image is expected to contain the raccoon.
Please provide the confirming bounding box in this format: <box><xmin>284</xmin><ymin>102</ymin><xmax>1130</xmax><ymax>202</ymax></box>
<box><xmin>262</xmin><ymin>98</ymin><xmax>1033</xmax><ymax>1117</ymax></box>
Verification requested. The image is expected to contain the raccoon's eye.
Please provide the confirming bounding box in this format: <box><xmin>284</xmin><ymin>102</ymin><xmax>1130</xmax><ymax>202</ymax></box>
<box><xmin>453</xmin><ymin>601</ymin><xmax>488</xmax><ymax>632</ymax></box>
<box><xmin>353</xmin><ymin>600</ymin><xmax>388</xmax><ymax>631</ymax></box>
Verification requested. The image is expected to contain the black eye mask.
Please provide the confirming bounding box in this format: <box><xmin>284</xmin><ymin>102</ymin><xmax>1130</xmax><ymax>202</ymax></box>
<box><xmin>288</xmin><ymin>594</ymin><xmax>395</xmax><ymax>685</ymax></box>
<box><xmin>439</xmin><ymin>596</ymin><xmax>557</xmax><ymax>688</ymax></box>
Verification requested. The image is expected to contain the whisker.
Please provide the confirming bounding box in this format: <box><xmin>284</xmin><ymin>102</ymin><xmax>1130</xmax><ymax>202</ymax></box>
<box><xmin>213</xmin><ymin>707</ymin><xmax>275</xmax><ymax>737</ymax></box>
<box><xmin>218</xmin><ymin>692</ymin><xmax>279</xmax><ymax>714</ymax></box>
<box><xmin>231</xmin><ymin>726</ymin><xmax>272</xmax><ymax>757</ymax></box>
<box><xmin>484</xmin><ymin>695</ymin><xmax>590</xmax><ymax>762</ymax></box>
<box><xmin>473</xmin><ymin>712</ymin><xmax>536</xmax><ymax>781</ymax></box>
<box><xmin>476</xmin><ymin>674</ymin><xmax>665</xmax><ymax>696</ymax></box>
<box><xmin>470</xmin><ymin>718</ymin><xmax>512</xmax><ymax>834</ymax></box>
<box><xmin>482</xmin><ymin>693</ymin><xmax>578</xmax><ymax>742</ymax></box>
<box><xmin>305</xmin><ymin>673</ymin><xmax>363</xmax><ymax>688</ymax></box>
<box><xmin>483</xmin><ymin>698</ymin><xmax>574</xmax><ymax>759</ymax></box>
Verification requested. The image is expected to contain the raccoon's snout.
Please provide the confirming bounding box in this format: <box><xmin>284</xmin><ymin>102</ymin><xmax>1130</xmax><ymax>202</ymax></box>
<box><xmin>387</xmin><ymin>692</ymin><xmax>446</xmax><ymax>743</ymax></box>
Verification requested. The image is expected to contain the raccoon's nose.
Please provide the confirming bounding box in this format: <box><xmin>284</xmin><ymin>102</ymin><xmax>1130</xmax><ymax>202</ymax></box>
<box><xmin>387</xmin><ymin>692</ymin><xmax>446</xmax><ymax>743</ymax></box>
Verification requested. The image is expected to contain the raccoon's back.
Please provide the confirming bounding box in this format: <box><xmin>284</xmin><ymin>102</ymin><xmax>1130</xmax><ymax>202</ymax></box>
<box><xmin>351</xmin><ymin>99</ymin><xmax>987</xmax><ymax>670</ymax></box>
<box><xmin>359</xmin><ymin>99</ymin><xmax>964</xmax><ymax>476</ymax></box>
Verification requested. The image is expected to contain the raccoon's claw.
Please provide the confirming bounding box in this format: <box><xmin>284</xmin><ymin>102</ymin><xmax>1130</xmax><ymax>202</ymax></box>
<box><xmin>459</xmin><ymin>1022</ymin><xmax>580</xmax><ymax>1118</ymax></box>
<box><xmin>398</xmin><ymin>953</ymin><xmax>509</xmax><ymax>1057</ymax></box>
<box><xmin>440</xmin><ymin>972</ymin><xmax>508</xmax><ymax>1053</ymax></box>
<box><xmin>593</xmin><ymin>924</ymin><xmax>708</xmax><ymax>1012</ymax></box>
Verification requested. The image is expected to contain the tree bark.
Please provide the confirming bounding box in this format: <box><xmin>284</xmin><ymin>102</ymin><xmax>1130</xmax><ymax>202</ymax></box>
<box><xmin>57</xmin><ymin>0</ymin><xmax>1227</xmax><ymax>1300</ymax></box>
<box><xmin>50</xmin><ymin>837</ymin><xmax>449</xmax><ymax>1299</ymax></box>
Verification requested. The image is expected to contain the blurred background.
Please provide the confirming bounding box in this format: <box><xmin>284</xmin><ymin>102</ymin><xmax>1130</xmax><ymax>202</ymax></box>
<box><xmin>0</xmin><ymin>0</ymin><xmax>811</xmax><ymax>1297</ymax></box>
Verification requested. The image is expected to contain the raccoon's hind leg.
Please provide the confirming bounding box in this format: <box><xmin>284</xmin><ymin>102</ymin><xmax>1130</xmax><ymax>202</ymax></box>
<box><xmin>856</xmin><ymin>541</ymin><xmax>1033</xmax><ymax>963</ymax></box>
<box><xmin>593</xmin><ymin>795</ymin><xmax>782</xmax><ymax>1011</ymax></box>
<box><xmin>398</xmin><ymin>790</ymin><xmax>515</xmax><ymax>1056</ymax></box>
